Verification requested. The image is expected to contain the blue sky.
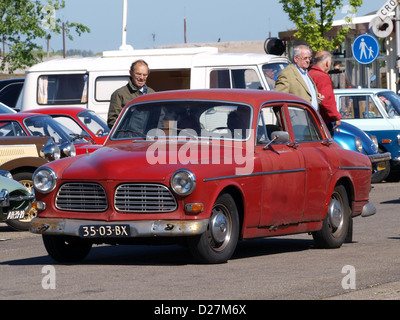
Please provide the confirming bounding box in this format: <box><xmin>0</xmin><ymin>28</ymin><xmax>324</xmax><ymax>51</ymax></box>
<box><xmin>45</xmin><ymin>0</ymin><xmax>380</xmax><ymax>54</ymax></box>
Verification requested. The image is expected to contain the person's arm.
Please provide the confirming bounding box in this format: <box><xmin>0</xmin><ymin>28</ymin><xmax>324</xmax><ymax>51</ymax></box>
<box><xmin>107</xmin><ymin>91</ymin><xmax>123</xmax><ymax>129</ymax></box>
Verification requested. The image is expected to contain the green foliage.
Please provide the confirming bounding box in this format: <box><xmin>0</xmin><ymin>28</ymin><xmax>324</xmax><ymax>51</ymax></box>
<box><xmin>279</xmin><ymin>0</ymin><xmax>363</xmax><ymax>51</ymax></box>
<box><xmin>0</xmin><ymin>0</ymin><xmax>90</xmax><ymax>73</ymax></box>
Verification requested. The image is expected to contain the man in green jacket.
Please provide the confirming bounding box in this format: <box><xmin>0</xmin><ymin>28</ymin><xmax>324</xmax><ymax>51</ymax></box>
<box><xmin>107</xmin><ymin>59</ymin><xmax>155</xmax><ymax>128</ymax></box>
<box><xmin>274</xmin><ymin>45</ymin><xmax>323</xmax><ymax>111</ymax></box>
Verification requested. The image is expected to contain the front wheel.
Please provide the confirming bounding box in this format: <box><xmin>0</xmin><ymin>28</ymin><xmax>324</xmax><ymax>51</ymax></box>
<box><xmin>187</xmin><ymin>193</ymin><xmax>239</xmax><ymax>264</ymax></box>
<box><xmin>312</xmin><ymin>185</ymin><xmax>350</xmax><ymax>249</ymax></box>
<box><xmin>42</xmin><ymin>235</ymin><xmax>93</xmax><ymax>263</ymax></box>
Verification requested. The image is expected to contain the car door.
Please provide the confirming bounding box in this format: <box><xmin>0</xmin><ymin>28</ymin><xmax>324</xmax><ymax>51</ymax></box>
<box><xmin>287</xmin><ymin>104</ymin><xmax>336</xmax><ymax>221</ymax></box>
<box><xmin>256</xmin><ymin>104</ymin><xmax>306</xmax><ymax>227</ymax></box>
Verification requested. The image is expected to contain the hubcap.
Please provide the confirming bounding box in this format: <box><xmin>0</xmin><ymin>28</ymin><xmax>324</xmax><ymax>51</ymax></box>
<box><xmin>208</xmin><ymin>205</ymin><xmax>232</xmax><ymax>251</ymax></box>
<box><xmin>210</xmin><ymin>210</ymin><xmax>228</xmax><ymax>244</ymax></box>
<box><xmin>328</xmin><ymin>194</ymin><xmax>344</xmax><ymax>236</ymax></box>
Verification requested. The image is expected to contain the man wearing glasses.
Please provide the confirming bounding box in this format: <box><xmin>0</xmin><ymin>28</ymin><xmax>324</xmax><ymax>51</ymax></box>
<box><xmin>107</xmin><ymin>59</ymin><xmax>155</xmax><ymax>128</ymax></box>
<box><xmin>275</xmin><ymin>45</ymin><xmax>323</xmax><ymax>110</ymax></box>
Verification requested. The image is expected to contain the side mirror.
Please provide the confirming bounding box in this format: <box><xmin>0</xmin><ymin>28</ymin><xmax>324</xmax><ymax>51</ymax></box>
<box><xmin>263</xmin><ymin>131</ymin><xmax>289</xmax><ymax>149</ymax></box>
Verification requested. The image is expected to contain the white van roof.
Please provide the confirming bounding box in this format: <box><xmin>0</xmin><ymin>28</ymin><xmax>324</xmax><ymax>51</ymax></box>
<box><xmin>27</xmin><ymin>47</ymin><xmax>289</xmax><ymax>73</ymax></box>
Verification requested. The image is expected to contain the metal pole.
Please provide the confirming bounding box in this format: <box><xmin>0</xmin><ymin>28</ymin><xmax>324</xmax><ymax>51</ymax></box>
<box><xmin>396</xmin><ymin>6</ymin><xmax>400</xmax><ymax>93</ymax></box>
<box><xmin>121</xmin><ymin>0</ymin><xmax>128</xmax><ymax>47</ymax></box>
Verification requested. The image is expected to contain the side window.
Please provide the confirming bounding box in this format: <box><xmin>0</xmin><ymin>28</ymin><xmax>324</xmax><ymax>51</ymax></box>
<box><xmin>257</xmin><ymin>105</ymin><xmax>284</xmax><ymax>144</ymax></box>
<box><xmin>0</xmin><ymin>121</ymin><xmax>27</xmax><ymax>136</ymax></box>
<box><xmin>338</xmin><ymin>95</ymin><xmax>382</xmax><ymax>119</ymax></box>
<box><xmin>95</xmin><ymin>76</ymin><xmax>129</xmax><ymax>102</ymax></box>
<box><xmin>338</xmin><ymin>96</ymin><xmax>354</xmax><ymax>119</ymax></box>
<box><xmin>288</xmin><ymin>106</ymin><xmax>321</xmax><ymax>142</ymax></box>
<box><xmin>38</xmin><ymin>74</ymin><xmax>88</xmax><ymax>105</ymax></box>
<box><xmin>210</xmin><ymin>69</ymin><xmax>262</xmax><ymax>89</ymax></box>
<box><xmin>358</xmin><ymin>96</ymin><xmax>382</xmax><ymax>119</ymax></box>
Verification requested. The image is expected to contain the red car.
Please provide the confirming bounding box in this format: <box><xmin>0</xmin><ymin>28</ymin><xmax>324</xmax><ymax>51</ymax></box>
<box><xmin>30</xmin><ymin>89</ymin><xmax>375</xmax><ymax>264</ymax></box>
<box><xmin>0</xmin><ymin>112</ymin><xmax>101</xmax><ymax>155</ymax></box>
<box><xmin>24</xmin><ymin>107</ymin><xmax>110</xmax><ymax>145</ymax></box>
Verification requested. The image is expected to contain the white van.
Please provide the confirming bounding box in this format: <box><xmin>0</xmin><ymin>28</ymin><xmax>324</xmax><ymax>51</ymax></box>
<box><xmin>18</xmin><ymin>46</ymin><xmax>289</xmax><ymax>120</ymax></box>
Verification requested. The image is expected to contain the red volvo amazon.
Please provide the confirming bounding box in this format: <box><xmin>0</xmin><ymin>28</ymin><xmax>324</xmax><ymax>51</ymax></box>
<box><xmin>30</xmin><ymin>89</ymin><xmax>375</xmax><ymax>264</ymax></box>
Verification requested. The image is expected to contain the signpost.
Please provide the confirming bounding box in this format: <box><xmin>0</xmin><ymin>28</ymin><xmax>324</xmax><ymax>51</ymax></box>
<box><xmin>352</xmin><ymin>34</ymin><xmax>380</xmax><ymax>88</ymax></box>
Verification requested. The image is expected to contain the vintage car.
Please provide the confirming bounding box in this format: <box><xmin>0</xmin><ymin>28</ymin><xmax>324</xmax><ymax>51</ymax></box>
<box><xmin>0</xmin><ymin>136</ymin><xmax>60</xmax><ymax>230</ymax></box>
<box><xmin>0</xmin><ymin>170</ymin><xmax>35</xmax><ymax>230</ymax></box>
<box><xmin>30</xmin><ymin>89</ymin><xmax>375</xmax><ymax>264</ymax></box>
<box><xmin>334</xmin><ymin>88</ymin><xmax>400</xmax><ymax>180</ymax></box>
<box><xmin>0</xmin><ymin>112</ymin><xmax>101</xmax><ymax>155</ymax></box>
<box><xmin>24</xmin><ymin>107</ymin><xmax>110</xmax><ymax>145</ymax></box>
<box><xmin>332</xmin><ymin>122</ymin><xmax>391</xmax><ymax>183</ymax></box>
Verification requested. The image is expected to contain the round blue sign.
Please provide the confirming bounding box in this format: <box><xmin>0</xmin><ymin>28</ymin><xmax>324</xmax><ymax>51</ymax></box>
<box><xmin>352</xmin><ymin>33</ymin><xmax>380</xmax><ymax>65</ymax></box>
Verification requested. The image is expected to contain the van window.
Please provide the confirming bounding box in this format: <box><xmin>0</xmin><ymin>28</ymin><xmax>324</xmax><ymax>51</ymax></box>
<box><xmin>262</xmin><ymin>63</ymin><xmax>288</xmax><ymax>90</ymax></box>
<box><xmin>210</xmin><ymin>69</ymin><xmax>262</xmax><ymax>89</ymax></box>
<box><xmin>38</xmin><ymin>74</ymin><xmax>88</xmax><ymax>105</ymax></box>
<box><xmin>95</xmin><ymin>76</ymin><xmax>130</xmax><ymax>102</ymax></box>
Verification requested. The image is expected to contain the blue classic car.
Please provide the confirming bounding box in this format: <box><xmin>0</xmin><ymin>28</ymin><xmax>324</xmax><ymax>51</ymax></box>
<box><xmin>332</xmin><ymin>122</ymin><xmax>391</xmax><ymax>183</ymax></box>
<box><xmin>334</xmin><ymin>88</ymin><xmax>400</xmax><ymax>181</ymax></box>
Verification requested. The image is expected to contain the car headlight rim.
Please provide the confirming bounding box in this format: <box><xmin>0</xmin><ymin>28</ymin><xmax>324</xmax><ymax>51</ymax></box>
<box><xmin>170</xmin><ymin>169</ymin><xmax>196</xmax><ymax>196</ymax></box>
<box><xmin>33</xmin><ymin>167</ymin><xmax>57</xmax><ymax>194</ymax></box>
<box><xmin>355</xmin><ymin>137</ymin><xmax>363</xmax><ymax>153</ymax></box>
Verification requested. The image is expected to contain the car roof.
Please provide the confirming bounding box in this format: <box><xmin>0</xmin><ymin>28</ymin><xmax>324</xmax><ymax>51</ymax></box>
<box><xmin>128</xmin><ymin>89</ymin><xmax>310</xmax><ymax>108</ymax></box>
<box><xmin>0</xmin><ymin>112</ymin><xmax>51</xmax><ymax>120</ymax></box>
<box><xmin>334</xmin><ymin>88</ymin><xmax>393</xmax><ymax>94</ymax></box>
<box><xmin>22</xmin><ymin>107</ymin><xmax>89</xmax><ymax>116</ymax></box>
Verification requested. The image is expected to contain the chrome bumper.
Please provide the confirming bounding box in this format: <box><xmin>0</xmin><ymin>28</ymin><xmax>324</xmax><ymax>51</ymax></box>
<box><xmin>30</xmin><ymin>217</ymin><xmax>209</xmax><ymax>237</ymax></box>
<box><xmin>368</xmin><ymin>152</ymin><xmax>391</xmax><ymax>163</ymax></box>
<box><xmin>361</xmin><ymin>202</ymin><xmax>376</xmax><ymax>217</ymax></box>
<box><xmin>0</xmin><ymin>189</ymin><xmax>35</xmax><ymax>207</ymax></box>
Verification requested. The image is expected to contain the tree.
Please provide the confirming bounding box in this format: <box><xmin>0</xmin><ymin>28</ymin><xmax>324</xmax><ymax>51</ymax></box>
<box><xmin>0</xmin><ymin>0</ymin><xmax>90</xmax><ymax>73</ymax></box>
<box><xmin>279</xmin><ymin>0</ymin><xmax>363</xmax><ymax>52</ymax></box>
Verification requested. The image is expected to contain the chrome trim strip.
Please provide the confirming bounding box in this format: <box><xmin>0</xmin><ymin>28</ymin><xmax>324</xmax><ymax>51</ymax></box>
<box><xmin>203</xmin><ymin>168</ymin><xmax>306</xmax><ymax>182</ymax></box>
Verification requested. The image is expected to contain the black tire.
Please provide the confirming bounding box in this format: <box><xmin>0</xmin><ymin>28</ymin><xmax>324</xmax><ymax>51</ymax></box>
<box><xmin>312</xmin><ymin>185</ymin><xmax>350</xmax><ymax>249</ymax></box>
<box><xmin>187</xmin><ymin>193</ymin><xmax>239</xmax><ymax>264</ymax></box>
<box><xmin>6</xmin><ymin>171</ymin><xmax>36</xmax><ymax>231</ymax></box>
<box><xmin>42</xmin><ymin>235</ymin><xmax>92</xmax><ymax>263</ymax></box>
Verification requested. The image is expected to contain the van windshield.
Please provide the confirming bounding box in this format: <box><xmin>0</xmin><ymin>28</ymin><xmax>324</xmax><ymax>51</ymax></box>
<box><xmin>37</xmin><ymin>74</ymin><xmax>88</xmax><ymax>105</ymax></box>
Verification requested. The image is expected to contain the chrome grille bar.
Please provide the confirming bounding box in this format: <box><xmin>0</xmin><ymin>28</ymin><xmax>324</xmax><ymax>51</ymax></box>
<box><xmin>56</xmin><ymin>183</ymin><xmax>108</xmax><ymax>212</ymax></box>
<box><xmin>115</xmin><ymin>184</ymin><xmax>177</xmax><ymax>212</ymax></box>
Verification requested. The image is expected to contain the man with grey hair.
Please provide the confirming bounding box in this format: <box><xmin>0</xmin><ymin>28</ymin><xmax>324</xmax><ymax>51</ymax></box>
<box><xmin>275</xmin><ymin>44</ymin><xmax>323</xmax><ymax>110</ymax></box>
<box><xmin>309</xmin><ymin>51</ymin><xmax>342</xmax><ymax>131</ymax></box>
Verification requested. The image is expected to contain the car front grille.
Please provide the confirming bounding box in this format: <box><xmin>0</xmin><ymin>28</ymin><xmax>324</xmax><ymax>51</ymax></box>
<box><xmin>56</xmin><ymin>183</ymin><xmax>108</xmax><ymax>212</ymax></box>
<box><xmin>115</xmin><ymin>184</ymin><xmax>177</xmax><ymax>213</ymax></box>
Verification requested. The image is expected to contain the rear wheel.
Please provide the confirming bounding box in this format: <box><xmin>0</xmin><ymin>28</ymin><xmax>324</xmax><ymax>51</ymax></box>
<box><xmin>43</xmin><ymin>235</ymin><xmax>93</xmax><ymax>263</ymax></box>
<box><xmin>187</xmin><ymin>193</ymin><xmax>239</xmax><ymax>264</ymax></box>
<box><xmin>312</xmin><ymin>184</ymin><xmax>350</xmax><ymax>248</ymax></box>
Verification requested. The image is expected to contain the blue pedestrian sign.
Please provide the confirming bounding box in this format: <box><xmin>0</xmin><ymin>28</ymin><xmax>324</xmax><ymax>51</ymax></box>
<box><xmin>352</xmin><ymin>33</ymin><xmax>380</xmax><ymax>65</ymax></box>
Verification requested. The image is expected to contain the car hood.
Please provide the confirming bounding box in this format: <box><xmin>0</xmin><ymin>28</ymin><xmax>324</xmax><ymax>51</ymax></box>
<box><xmin>55</xmin><ymin>140</ymin><xmax>246</xmax><ymax>181</ymax></box>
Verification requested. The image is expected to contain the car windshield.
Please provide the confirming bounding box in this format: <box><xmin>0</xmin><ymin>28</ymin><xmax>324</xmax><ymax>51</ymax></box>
<box><xmin>377</xmin><ymin>91</ymin><xmax>400</xmax><ymax>118</ymax></box>
<box><xmin>262</xmin><ymin>62</ymin><xmax>288</xmax><ymax>90</ymax></box>
<box><xmin>112</xmin><ymin>100</ymin><xmax>252</xmax><ymax>141</ymax></box>
<box><xmin>23</xmin><ymin>115</ymin><xmax>87</xmax><ymax>144</ymax></box>
<box><xmin>77</xmin><ymin>110</ymin><xmax>110</xmax><ymax>137</ymax></box>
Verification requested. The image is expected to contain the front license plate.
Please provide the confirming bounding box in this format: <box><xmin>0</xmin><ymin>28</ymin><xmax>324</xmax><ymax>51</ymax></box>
<box><xmin>6</xmin><ymin>210</ymin><xmax>25</xmax><ymax>220</ymax></box>
<box><xmin>79</xmin><ymin>224</ymin><xmax>130</xmax><ymax>238</ymax></box>
<box><xmin>377</xmin><ymin>161</ymin><xmax>386</xmax><ymax>171</ymax></box>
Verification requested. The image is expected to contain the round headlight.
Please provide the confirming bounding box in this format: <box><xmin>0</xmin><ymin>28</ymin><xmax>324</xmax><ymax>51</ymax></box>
<box><xmin>370</xmin><ymin>135</ymin><xmax>378</xmax><ymax>149</ymax></box>
<box><xmin>355</xmin><ymin>137</ymin><xmax>363</xmax><ymax>153</ymax></box>
<box><xmin>33</xmin><ymin>167</ymin><xmax>57</xmax><ymax>193</ymax></box>
<box><xmin>170</xmin><ymin>169</ymin><xmax>196</xmax><ymax>196</ymax></box>
<box><xmin>60</xmin><ymin>142</ymin><xmax>76</xmax><ymax>158</ymax></box>
<box><xmin>40</xmin><ymin>139</ymin><xmax>60</xmax><ymax>161</ymax></box>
